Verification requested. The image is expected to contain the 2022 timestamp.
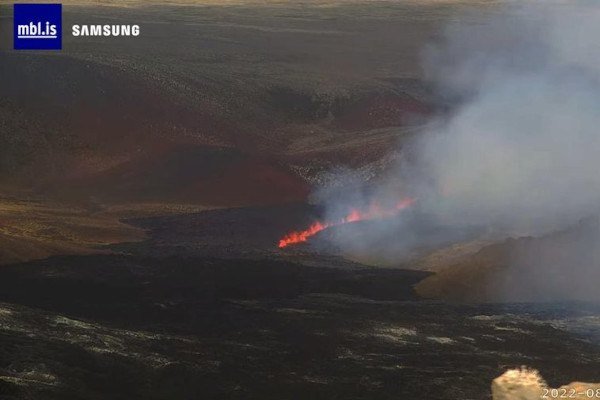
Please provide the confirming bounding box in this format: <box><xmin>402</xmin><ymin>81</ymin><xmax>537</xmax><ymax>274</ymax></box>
<box><xmin>542</xmin><ymin>388</ymin><xmax>600</xmax><ymax>398</ymax></box>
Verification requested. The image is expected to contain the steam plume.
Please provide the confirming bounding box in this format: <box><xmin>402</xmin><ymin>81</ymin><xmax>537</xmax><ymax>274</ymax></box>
<box><xmin>319</xmin><ymin>1</ymin><xmax>600</xmax><ymax>295</ymax></box>
<box><xmin>414</xmin><ymin>1</ymin><xmax>600</xmax><ymax>235</ymax></box>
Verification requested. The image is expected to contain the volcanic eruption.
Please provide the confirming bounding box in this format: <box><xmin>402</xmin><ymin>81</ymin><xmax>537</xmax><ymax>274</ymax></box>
<box><xmin>278</xmin><ymin>197</ymin><xmax>415</xmax><ymax>248</ymax></box>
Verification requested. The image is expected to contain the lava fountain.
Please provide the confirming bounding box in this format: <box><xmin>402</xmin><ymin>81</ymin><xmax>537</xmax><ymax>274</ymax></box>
<box><xmin>278</xmin><ymin>197</ymin><xmax>416</xmax><ymax>248</ymax></box>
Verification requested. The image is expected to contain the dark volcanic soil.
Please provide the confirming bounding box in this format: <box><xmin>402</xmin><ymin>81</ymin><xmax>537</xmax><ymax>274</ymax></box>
<box><xmin>0</xmin><ymin>207</ymin><xmax>598</xmax><ymax>400</ymax></box>
<box><xmin>0</xmin><ymin>254</ymin><xmax>599</xmax><ymax>400</ymax></box>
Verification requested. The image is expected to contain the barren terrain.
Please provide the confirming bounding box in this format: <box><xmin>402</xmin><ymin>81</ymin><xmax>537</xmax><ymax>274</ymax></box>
<box><xmin>0</xmin><ymin>1</ymin><xmax>598</xmax><ymax>399</ymax></box>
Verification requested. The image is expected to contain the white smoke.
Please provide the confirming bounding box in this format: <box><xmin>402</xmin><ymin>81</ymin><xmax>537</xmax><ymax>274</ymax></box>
<box><xmin>320</xmin><ymin>1</ymin><xmax>600</xmax><ymax>281</ymax></box>
<box><xmin>413</xmin><ymin>1</ymin><xmax>600</xmax><ymax>235</ymax></box>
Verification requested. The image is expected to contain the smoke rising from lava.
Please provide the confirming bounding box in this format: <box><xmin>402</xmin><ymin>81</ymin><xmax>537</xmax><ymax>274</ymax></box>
<box><xmin>278</xmin><ymin>198</ymin><xmax>415</xmax><ymax>248</ymax></box>
<box><xmin>314</xmin><ymin>1</ymin><xmax>600</xmax><ymax>299</ymax></box>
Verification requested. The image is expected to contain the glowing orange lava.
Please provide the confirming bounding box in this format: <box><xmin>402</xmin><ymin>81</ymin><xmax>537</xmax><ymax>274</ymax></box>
<box><xmin>278</xmin><ymin>197</ymin><xmax>415</xmax><ymax>248</ymax></box>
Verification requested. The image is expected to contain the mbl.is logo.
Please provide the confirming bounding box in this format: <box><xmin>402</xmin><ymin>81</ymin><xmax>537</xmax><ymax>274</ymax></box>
<box><xmin>14</xmin><ymin>3</ymin><xmax>62</xmax><ymax>50</ymax></box>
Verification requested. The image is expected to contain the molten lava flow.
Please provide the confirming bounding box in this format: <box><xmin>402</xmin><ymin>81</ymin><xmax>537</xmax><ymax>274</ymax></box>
<box><xmin>278</xmin><ymin>197</ymin><xmax>415</xmax><ymax>248</ymax></box>
<box><xmin>278</xmin><ymin>221</ymin><xmax>331</xmax><ymax>249</ymax></box>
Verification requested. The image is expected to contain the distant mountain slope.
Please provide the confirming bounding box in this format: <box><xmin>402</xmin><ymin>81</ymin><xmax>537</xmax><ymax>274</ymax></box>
<box><xmin>0</xmin><ymin>1</ymin><xmax>439</xmax><ymax>206</ymax></box>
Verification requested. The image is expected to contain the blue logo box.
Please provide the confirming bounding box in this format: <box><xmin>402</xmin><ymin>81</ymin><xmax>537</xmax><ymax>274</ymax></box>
<box><xmin>14</xmin><ymin>3</ymin><xmax>62</xmax><ymax>50</ymax></box>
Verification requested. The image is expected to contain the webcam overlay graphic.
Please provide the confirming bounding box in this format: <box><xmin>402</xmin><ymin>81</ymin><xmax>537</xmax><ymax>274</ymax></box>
<box><xmin>14</xmin><ymin>3</ymin><xmax>62</xmax><ymax>50</ymax></box>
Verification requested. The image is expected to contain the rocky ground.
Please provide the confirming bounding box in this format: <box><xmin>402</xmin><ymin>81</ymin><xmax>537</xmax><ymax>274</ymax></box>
<box><xmin>0</xmin><ymin>207</ymin><xmax>598</xmax><ymax>399</ymax></box>
<box><xmin>492</xmin><ymin>368</ymin><xmax>600</xmax><ymax>400</ymax></box>
<box><xmin>0</xmin><ymin>257</ymin><xmax>599</xmax><ymax>399</ymax></box>
<box><xmin>0</xmin><ymin>2</ymin><xmax>599</xmax><ymax>399</ymax></box>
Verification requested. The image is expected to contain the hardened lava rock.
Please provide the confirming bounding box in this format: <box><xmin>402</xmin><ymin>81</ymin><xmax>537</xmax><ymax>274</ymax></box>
<box><xmin>492</xmin><ymin>368</ymin><xmax>600</xmax><ymax>400</ymax></box>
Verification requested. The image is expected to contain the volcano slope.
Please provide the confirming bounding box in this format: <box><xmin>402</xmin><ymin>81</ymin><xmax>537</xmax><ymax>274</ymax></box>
<box><xmin>0</xmin><ymin>1</ymin><xmax>599</xmax><ymax>399</ymax></box>
<box><xmin>0</xmin><ymin>0</ymin><xmax>440</xmax><ymax>204</ymax></box>
<box><xmin>0</xmin><ymin>0</ymin><xmax>443</xmax><ymax>261</ymax></box>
